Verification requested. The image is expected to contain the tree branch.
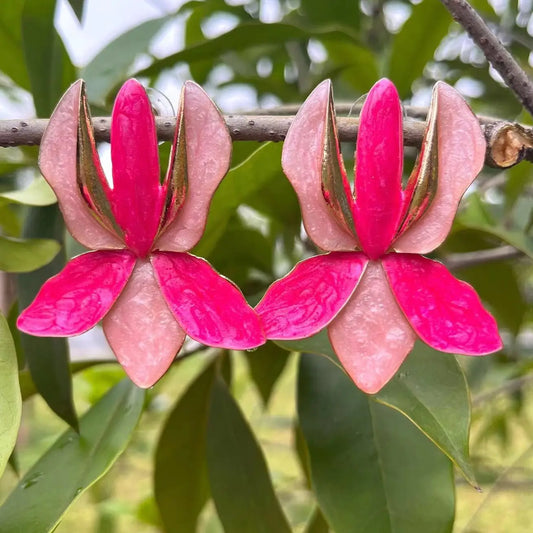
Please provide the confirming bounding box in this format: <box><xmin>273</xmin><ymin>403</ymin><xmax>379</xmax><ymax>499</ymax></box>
<box><xmin>444</xmin><ymin>244</ymin><xmax>524</xmax><ymax>270</ymax></box>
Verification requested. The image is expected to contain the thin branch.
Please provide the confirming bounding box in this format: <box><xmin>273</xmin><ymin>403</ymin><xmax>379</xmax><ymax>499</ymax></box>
<box><xmin>445</xmin><ymin>245</ymin><xmax>524</xmax><ymax>270</ymax></box>
<box><xmin>440</xmin><ymin>0</ymin><xmax>533</xmax><ymax>117</ymax></box>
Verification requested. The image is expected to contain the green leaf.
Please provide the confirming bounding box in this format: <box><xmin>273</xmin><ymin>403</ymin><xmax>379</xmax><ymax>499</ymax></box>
<box><xmin>298</xmin><ymin>353</ymin><xmax>455</xmax><ymax>533</ymax></box>
<box><xmin>299</xmin><ymin>0</ymin><xmax>360</xmax><ymax>29</ymax></box>
<box><xmin>0</xmin><ymin>235</ymin><xmax>59</xmax><ymax>272</ymax></box>
<box><xmin>66</xmin><ymin>0</ymin><xmax>85</xmax><ymax>22</ymax></box>
<box><xmin>304</xmin><ymin>507</ymin><xmax>330</xmax><ymax>533</ymax></box>
<box><xmin>0</xmin><ymin>177</ymin><xmax>57</xmax><ymax>206</ymax></box>
<box><xmin>154</xmin><ymin>360</ymin><xmax>216</xmax><ymax>533</ymax></box>
<box><xmin>0</xmin><ymin>314</ymin><xmax>21</xmax><ymax>479</ymax></box>
<box><xmin>206</xmin><ymin>377</ymin><xmax>291</xmax><ymax>533</ymax></box>
<box><xmin>0</xmin><ymin>379</ymin><xmax>145</xmax><ymax>533</ymax></box>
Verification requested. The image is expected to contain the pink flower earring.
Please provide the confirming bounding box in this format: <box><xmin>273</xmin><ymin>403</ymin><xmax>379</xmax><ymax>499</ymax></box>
<box><xmin>17</xmin><ymin>79</ymin><xmax>265</xmax><ymax>387</ymax></box>
<box><xmin>256</xmin><ymin>78</ymin><xmax>502</xmax><ymax>394</ymax></box>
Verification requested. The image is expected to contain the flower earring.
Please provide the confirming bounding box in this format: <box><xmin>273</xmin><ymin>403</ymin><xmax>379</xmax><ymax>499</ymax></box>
<box><xmin>17</xmin><ymin>79</ymin><xmax>265</xmax><ymax>387</ymax></box>
<box><xmin>256</xmin><ymin>78</ymin><xmax>502</xmax><ymax>394</ymax></box>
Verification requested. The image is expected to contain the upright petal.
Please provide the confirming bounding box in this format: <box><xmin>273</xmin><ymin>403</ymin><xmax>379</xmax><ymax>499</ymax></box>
<box><xmin>17</xmin><ymin>250</ymin><xmax>135</xmax><ymax>336</ymax></box>
<box><xmin>281</xmin><ymin>80</ymin><xmax>359</xmax><ymax>252</ymax></box>
<box><xmin>382</xmin><ymin>254</ymin><xmax>502</xmax><ymax>354</ymax></box>
<box><xmin>110</xmin><ymin>79</ymin><xmax>164</xmax><ymax>257</ymax></box>
<box><xmin>103</xmin><ymin>259</ymin><xmax>186</xmax><ymax>388</ymax></box>
<box><xmin>152</xmin><ymin>252</ymin><xmax>265</xmax><ymax>349</ymax></box>
<box><xmin>354</xmin><ymin>78</ymin><xmax>403</xmax><ymax>259</ymax></box>
<box><xmin>38</xmin><ymin>80</ymin><xmax>124</xmax><ymax>250</ymax></box>
<box><xmin>328</xmin><ymin>261</ymin><xmax>416</xmax><ymax>394</ymax></box>
<box><xmin>256</xmin><ymin>252</ymin><xmax>368</xmax><ymax>339</ymax></box>
<box><xmin>393</xmin><ymin>82</ymin><xmax>485</xmax><ymax>253</ymax></box>
<box><xmin>155</xmin><ymin>82</ymin><xmax>232</xmax><ymax>252</ymax></box>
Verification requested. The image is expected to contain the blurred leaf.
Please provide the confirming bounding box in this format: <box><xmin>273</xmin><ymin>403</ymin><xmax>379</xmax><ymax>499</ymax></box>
<box><xmin>298</xmin><ymin>353</ymin><xmax>454</xmax><ymax>533</ymax></box>
<box><xmin>207</xmin><ymin>377</ymin><xmax>291</xmax><ymax>533</ymax></box>
<box><xmin>0</xmin><ymin>177</ymin><xmax>57</xmax><ymax>206</ymax></box>
<box><xmin>0</xmin><ymin>379</ymin><xmax>145</xmax><ymax>533</ymax></box>
<box><xmin>0</xmin><ymin>236</ymin><xmax>59</xmax><ymax>272</ymax></box>
<box><xmin>136</xmin><ymin>496</ymin><xmax>163</xmax><ymax>528</ymax></box>
<box><xmin>0</xmin><ymin>314</ymin><xmax>21</xmax><ymax>479</ymax></box>
<box><xmin>299</xmin><ymin>0</ymin><xmax>360</xmax><ymax>29</ymax></box>
<box><xmin>304</xmin><ymin>507</ymin><xmax>330</xmax><ymax>533</ymax></box>
<box><xmin>505</xmin><ymin>163</ymin><xmax>533</xmax><ymax>211</ymax></box>
<box><xmin>66</xmin><ymin>0</ymin><xmax>85</xmax><ymax>22</ymax></box>
<box><xmin>0</xmin><ymin>203</ymin><xmax>21</xmax><ymax>236</ymax></box>
<box><xmin>154</xmin><ymin>359</ymin><xmax>216</xmax><ymax>533</ymax></box>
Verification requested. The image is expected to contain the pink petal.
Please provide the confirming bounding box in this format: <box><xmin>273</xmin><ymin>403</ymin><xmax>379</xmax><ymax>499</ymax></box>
<box><xmin>280</xmin><ymin>80</ymin><xmax>359</xmax><ymax>252</ymax></box>
<box><xmin>354</xmin><ymin>78</ymin><xmax>403</xmax><ymax>259</ymax></box>
<box><xmin>382</xmin><ymin>254</ymin><xmax>502</xmax><ymax>354</ymax></box>
<box><xmin>110</xmin><ymin>79</ymin><xmax>164</xmax><ymax>257</ymax></box>
<box><xmin>38</xmin><ymin>80</ymin><xmax>124</xmax><ymax>250</ymax></box>
<box><xmin>155</xmin><ymin>82</ymin><xmax>232</xmax><ymax>252</ymax></box>
<box><xmin>256</xmin><ymin>252</ymin><xmax>368</xmax><ymax>339</ymax></box>
<box><xmin>103</xmin><ymin>259</ymin><xmax>186</xmax><ymax>388</ymax></box>
<box><xmin>17</xmin><ymin>250</ymin><xmax>135</xmax><ymax>336</ymax></box>
<box><xmin>393</xmin><ymin>82</ymin><xmax>486</xmax><ymax>253</ymax></box>
<box><xmin>151</xmin><ymin>252</ymin><xmax>265</xmax><ymax>349</ymax></box>
<box><xmin>328</xmin><ymin>261</ymin><xmax>416</xmax><ymax>394</ymax></box>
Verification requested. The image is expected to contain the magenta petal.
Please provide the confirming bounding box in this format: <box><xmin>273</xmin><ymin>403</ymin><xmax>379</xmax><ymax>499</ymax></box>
<box><xmin>354</xmin><ymin>79</ymin><xmax>403</xmax><ymax>259</ymax></box>
<box><xmin>39</xmin><ymin>81</ymin><xmax>123</xmax><ymax>250</ymax></box>
<box><xmin>17</xmin><ymin>250</ymin><xmax>135</xmax><ymax>336</ymax></box>
<box><xmin>110</xmin><ymin>79</ymin><xmax>164</xmax><ymax>256</ymax></box>
<box><xmin>383</xmin><ymin>254</ymin><xmax>502</xmax><ymax>354</ymax></box>
<box><xmin>152</xmin><ymin>252</ymin><xmax>265</xmax><ymax>349</ymax></box>
<box><xmin>393</xmin><ymin>82</ymin><xmax>485</xmax><ymax>253</ymax></box>
<box><xmin>155</xmin><ymin>82</ymin><xmax>232</xmax><ymax>252</ymax></box>
<box><xmin>103</xmin><ymin>259</ymin><xmax>186</xmax><ymax>388</ymax></box>
<box><xmin>256</xmin><ymin>252</ymin><xmax>368</xmax><ymax>339</ymax></box>
<box><xmin>328</xmin><ymin>261</ymin><xmax>416</xmax><ymax>394</ymax></box>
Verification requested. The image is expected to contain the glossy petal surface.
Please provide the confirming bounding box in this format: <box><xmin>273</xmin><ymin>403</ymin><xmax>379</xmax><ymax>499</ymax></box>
<box><xmin>383</xmin><ymin>254</ymin><xmax>502</xmax><ymax>354</ymax></box>
<box><xmin>152</xmin><ymin>252</ymin><xmax>265</xmax><ymax>349</ymax></box>
<box><xmin>256</xmin><ymin>252</ymin><xmax>368</xmax><ymax>339</ymax></box>
<box><xmin>281</xmin><ymin>80</ymin><xmax>359</xmax><ymax>251</ymax></box>
<box><xmin>39</xmin><ymin>81</ymin><xmax>123</xmax><ymax>250</ymax></box>
<box><xmin>110</xmin><ymin>79</ymin><xmax>164</xmax><ymax>256</ymax></box>
<box><xmin>328</xmin><ymin>261</ymin><xmax>416</xmax><ymax>394</ymax></box>
<box><xmin>354</xmin><ymin>79</ymin><xmax>403</xmax><ymax>259</ymax></box>
<box><xmin>17</xmin><ymin>250</ymin><xmax>135</xmax><ymax>336</ymax></box>
<box><xmin>394</xmin><ymin>82</ymin><xmax>485</xmax><ymax>253</ymax></box>
<box><xmin>103</xmin><ymin>259</ymin><xmax>186</xmax><ymax>388</ymax></box>
<box><xmin>155</xmin><ymin>82</ymin><xmax>232</xmax><ymax>252</ymax></box>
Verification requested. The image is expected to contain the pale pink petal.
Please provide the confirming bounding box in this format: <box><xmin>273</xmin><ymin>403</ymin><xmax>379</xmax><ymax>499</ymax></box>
<box><xmin>17</xmin><ymin>250</ymin><xmax>135</xmax><ymax>336</ymax></box>
<box><xmin>38</xmin><ymin>80</ymin><xmax>124</xmax><ymax>250</ymax></box>
<box><xmin>382</xmin><ymin>254</ymin><xmax>502</xmax><ymax>354</ymax></box>
<box><xmin>110</xmin><ymin>79</ymin><xmax>164</xmax><ymax>257</ymax></box>
<box><xmin>280</xmin><ymin>80</ymin><xmax>359</xmax><ymax>252</ymax></box>
<box><xmin>256</xmin><ymin>252</ymin><xmax>368</xmax><ymax>339</ymax></box>
<box><xmin>103</xmin><ymin>259</ymin><xmax>186</xmax><ymax>388</ymax></box>
<box><xmin>393</xmin><ymin>82</ymin><xmax>486</xmax><ymax>253</ymax></box>
<box><xmin>328</xmin><ymin>261</ymin><xmax>416</xmax><ymax>394</ymax></box>
<box><xmin>151</xmin><ymin>252</ymin><xmax>265</xmax><ymax>349</ymax></box>
<box><xmin>155</xmin><ymin>82</ymin><xmax>232</xmax><ymax>252</ymax></box>
<box><xmin>354</xmin><ymin>79</ymin><xmax>403</xmax><ymax>259</ymax></box>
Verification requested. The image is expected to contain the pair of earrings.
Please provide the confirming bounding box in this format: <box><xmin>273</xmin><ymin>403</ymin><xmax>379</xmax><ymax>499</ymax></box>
<box><xmin>17</xmin><ymin>78</ymin><xmax>502</xmax><ymax>393</ymax></box>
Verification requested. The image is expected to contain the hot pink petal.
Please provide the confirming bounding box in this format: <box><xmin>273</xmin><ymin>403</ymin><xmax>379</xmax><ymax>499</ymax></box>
<box><xmin>354</xmin><ymin>78</ymin><xmax>403</xmax><ymax>259</ymax></box>
<box><xmin>17</xmin><ymin>250</ymin><xmax>135</xmax><ymax>336</ymax></box>
<box><xmin>103</xmin><ymin>259</ymin><xmax>186</xmax><ymax>388</ymax></box>
<box><xmin>393</xmin><ymin>82</ymin><xmax>485</xmax><ymax>253</ymax></box>
<box><xmin>151</xmin><ymin>252</ymin><xmax>265</xmax><ymax>349</ymax></box>
<box><xmin>281</xmin><ymin>80</ymin><xmax>359</xmax><ymax>252</ymax></box>
<box><xmin>110</xmin><ymin>79</ymin><xmax>164</xmax><ymax>257</ymax></box>
<box><xmin>328</xmin><ymin>261</ymin><xmax>417</xmax><ymax>394</ymax></box>
<box><xmin>39</xmin><ymin>80</ymin><xmax>124</xmax><ymax>250</ymax></box>
<box><xmin>256</xmin><ymin>252</ymin><xmax>368</xmax><ymax>339</ymax></box>
<box><xmin>155</xmin><ymin>82</ymin><xmax>232</xmax><ymax>252</ymax></box>
<box><xmin>382</xmin><ymin>254</ymin><xmax>502</xmax><ymax>354</ymax></box>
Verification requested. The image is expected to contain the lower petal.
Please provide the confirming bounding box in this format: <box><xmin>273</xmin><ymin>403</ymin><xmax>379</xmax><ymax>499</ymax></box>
<box><xmin>328</xmin><ymin>261</ymin><xmax>416</xmax><ymax>394</ymax></box>
<box><xmin>17</xmin><ymin>250</ymin><xmax>135</xmax><ymax>336</ymax></box>
<box><xmin>256</xmin><ymin>252</ymin><xmax>368</xmax><ymax>339</ymax></box>
<box><xmin>382</xmin><ymin>254</ymin><xmax>502</xmax><ymax>355</ymax></box>
<box><xmin>152</xmin><ymin>252</ymin><xmax>265</xmax><ymax>350</ymax></box>
<box><xmin>103</xmin><ymin>259</ymin><xmax>186</xmax><ymax>388</ymax></box>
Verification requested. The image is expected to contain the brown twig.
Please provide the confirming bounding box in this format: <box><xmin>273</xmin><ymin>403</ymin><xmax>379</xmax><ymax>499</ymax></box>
<box><xmin>445</xmin><ymin>245</ymin><xmax>524</xmax><ymax>270</ymax></box>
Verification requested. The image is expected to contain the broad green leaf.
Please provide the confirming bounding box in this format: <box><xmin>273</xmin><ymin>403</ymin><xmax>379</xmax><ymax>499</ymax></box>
<box><xmin>0</xmin><ymin>177</ymin><xmax>57</xmax><ymax>206</ymax></box>
<box><xmin>304</xmin><ymin>508</ymin><xmax>330</xmax><ymax>533</ymax></box>
<box><xmin>0</xmin><ymin>379</ymin><xmax>145</xmax><ymax>533</ymax></box>
<box><xmin>0</xmin><ymin>235</ymin><xmax>59</xmax><ymax>272</ymax></box>
<box><xmin>0</xmin><ymin>314</ymin><xmax>21</xmax><ymax>479</ymax></box>
<box><xmin>81</xmin><ymin>17</ymin><xmax>168</xmax><ymax>105</ymax></box>
<box><xmin>388</xmin><ymin>0</ymin><xmax>450</xmax><ymax>97</ymax></box>
<box><xmin>300</xmin><ymin>0</ymin><xmax>360</xmax><ymax>29</ymax></box>
<box><xmin>0</xmin><ymin>203</ymin><xmax>21</xmax><ymax>236</ymax></box>
<box><xmin>154</xmin><ymin>359</ymin><xmax>216</xmax><ymax>533</ymax></box>
<box><xmin>206</xmin><ymin>377</ymin><xmax>291</xmax><ymax>533</ymax></box>
<box><xmin>298</xmin><ymin>353</ymin><xmax>454</xmax><ymax>533</ymax></box>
